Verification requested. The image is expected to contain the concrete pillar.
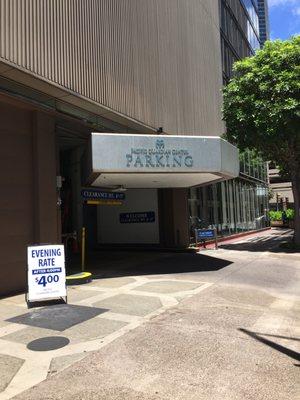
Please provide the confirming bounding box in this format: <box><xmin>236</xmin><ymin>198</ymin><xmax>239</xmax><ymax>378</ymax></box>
<box><xmin>158</xmin><ymin>189</ymin><xmax>174</xmax><ymax>247</ymax></box>
<box><xmin>202</xmin><ymin>187</ymin><xmax>209</xmax><ymax>224</ymax></box>
<box><xmin>32</xmin><ymin>111</ymin><xmax>59</xmax><ymax>244</ymax></box>
<box><xmin>189</xmin><ymin>187</ymin><xmax>198</xmax><ymax>217</ymax></box>
<box><xmin>159</xmin><ymin>188</ymin><xmax>190</xmax><ymax>248</ymax></box>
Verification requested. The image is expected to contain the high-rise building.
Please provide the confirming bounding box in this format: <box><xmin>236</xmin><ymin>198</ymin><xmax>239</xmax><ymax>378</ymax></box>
<box><xmin>257</xmin><ymin>0</ymin><xmax>270</xmax><ymax>45</ymax></box>
<box><xmin>219</xmin><ymin>0</ymin><xmax>260</xmax><ymax>83</ymax></box>
<box><xmin>188</xmin><ymin>1</ymin><xmax>269</xmax><ymax>237</ymax></box>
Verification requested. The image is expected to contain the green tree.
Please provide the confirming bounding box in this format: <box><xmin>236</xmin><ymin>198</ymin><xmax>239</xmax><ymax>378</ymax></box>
<box><xmin>223</xmin><ymin>36</ymin><xmax>300</xmax><ymax>245</ymax></box>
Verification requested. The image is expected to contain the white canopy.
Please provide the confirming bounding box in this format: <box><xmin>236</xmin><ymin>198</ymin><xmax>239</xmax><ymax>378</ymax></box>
<box><xmin>87</xmin><ymin>133</ymin><xmax>239</xmax><ymax>189</ymax></box>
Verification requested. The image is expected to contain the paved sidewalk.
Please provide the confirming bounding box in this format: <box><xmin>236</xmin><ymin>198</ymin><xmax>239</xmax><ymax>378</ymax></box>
<box><xmin>0</xmin><ymin>228</ymin><xmax>299</xmax><ymax>400</ymax></box>
<box><xmin>0</xmin><ymin>272</ymin><xmax>210</xmax><ymax>399</ymax></box>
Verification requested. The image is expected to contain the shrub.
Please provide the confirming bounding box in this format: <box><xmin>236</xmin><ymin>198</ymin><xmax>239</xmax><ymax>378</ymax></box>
<box><xmin>269</xmin><ymin>211</ymin><xmax>283</xmax><ymax>221</ymax></box>
<box><xmin>269</xmin><ymin>209</ymin><xmax>295</xmax><ymax>221</ymax></box>
<box><xmin>286</xmin><ymin>209</ymin><xmax>295</xmax><ymax>220</ymax></box>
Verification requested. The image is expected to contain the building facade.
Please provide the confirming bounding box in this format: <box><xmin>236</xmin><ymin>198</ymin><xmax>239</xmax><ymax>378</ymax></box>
<box><xmin>219</xmin><ymin>0</ymin><xmax>261</xmax><ymax>84</ymax></box>
<box><xmin>188</xmin><ymin>0</ymin><xmax>269</xmax><ymax>239</ymax></box>
<box><xmin>0</xmin><ymin>0</ymin><xmax>240</xmax><ymax>296</ymax></box>
<box><xmin>268</xmin><ymin>163</ymin><xmax>294</xmax><ymax>211</ymax></box>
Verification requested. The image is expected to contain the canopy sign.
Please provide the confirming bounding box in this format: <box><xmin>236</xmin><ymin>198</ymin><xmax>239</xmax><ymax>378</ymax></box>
<box><xmin>88</xmin><ymin>133</ymin><xmax>239</xmax><ymax>189</ymax></box>
<box><xmin>27</xmin><ymin>245</ymin><xmax>66</xmax><ymax>304</ymax></box>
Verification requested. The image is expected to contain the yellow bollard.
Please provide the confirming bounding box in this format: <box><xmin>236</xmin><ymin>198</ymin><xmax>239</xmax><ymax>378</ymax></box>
<box><xmin>81</xmin><ymin>227</ymin><xmax>86</xmax><ymax>271</ymax></box>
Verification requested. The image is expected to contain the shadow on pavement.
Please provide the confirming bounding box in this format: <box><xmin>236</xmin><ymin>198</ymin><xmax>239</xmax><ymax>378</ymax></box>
<box><xmin>27</xmin><ymin>336</ymin><xmax>70</xmax><ymax>351</ymax></box>
<box><xmin>249</xmin><ymin>332</ymin><xmax>300</xmax><ymax>342</ymax></box>
<box><xmin>7</xmin><ymin>304</ymin><xmax>108</xmax><ymax>331</ymax></box>
<box><xmin>239</xmin><ymin>328</ymin><xmax>300</xmax><ymax>362</ymax></box>
<box><xmin>87</xmin><ymin>251</ymin><xmax>233</xmax><ymax>279</ymax></box>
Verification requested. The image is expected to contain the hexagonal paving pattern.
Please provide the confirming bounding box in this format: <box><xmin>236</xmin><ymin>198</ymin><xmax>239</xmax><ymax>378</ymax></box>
<box><xmin>2</xmin><ymin>318</ymin><xmax>127</xmax><ymax>346</ymax></box>
<box><xmin>0</xmin><ymin>274</ymin><xmax>207</xmax><ymax>399</ymax></box>
<box><xmin>48</xmin><ymin>353</ymin><xmax>88</xmax><ymax>377</ymax></box>
<box><xmin>67</xmin><ymin>288</ymin><xmax>104</xmax><ymax>303</ymax></box>
<box><xmin>88</xmin><ymin>277</ymin><xmax>136</xmax><ymax>288</ymax></box>
<box><xmin>0</xmin><ymin>354</ymin><xmax>25</xmax><ymax>391</ymax></box>
<box><xmin>134</xmin><ymin>280</ymin><xmax>202</xmax><ymax>294</ymax></box>
<box><xmin>6</xmin><ymin>304</ymin><xmax>108</xmax><ymax>331</ymax></box>
<box><xmin>93</xmin><ymin>294</ymin><xmax>162</xmax><ymax>316</ymax></box>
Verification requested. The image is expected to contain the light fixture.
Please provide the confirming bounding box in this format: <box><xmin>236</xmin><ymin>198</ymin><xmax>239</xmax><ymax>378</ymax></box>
<box><xmin>111</xmin><ymin>185</ymin><xmax>127</xmax><ymax>192</ymax></box>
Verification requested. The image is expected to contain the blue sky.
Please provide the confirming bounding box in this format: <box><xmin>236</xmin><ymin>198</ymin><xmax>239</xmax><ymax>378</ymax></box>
<box><xmin>268</xmin><ymin>0</ymin><xmax>300</xmax><ymax>40</ymax></box>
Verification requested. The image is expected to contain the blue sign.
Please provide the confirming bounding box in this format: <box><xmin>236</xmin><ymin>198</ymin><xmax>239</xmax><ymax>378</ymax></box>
<box><xmin>196</xmin><ymin>229</ymin><xmax>215</xmax><ymax>240</ymax></box>
<box><xmin>81</xmin><ymin>189</ymin><xmax>125</xmax><ymax>201</ymax></box>
<box><xmin>32</xmin><ymin>268</ymin><xmax>62</xmax><ymax>275</ymax></box>
<box><xmin>120</xmin><ymin>211</ymin><xmax>155</xmax><ymax>224</ymax></box>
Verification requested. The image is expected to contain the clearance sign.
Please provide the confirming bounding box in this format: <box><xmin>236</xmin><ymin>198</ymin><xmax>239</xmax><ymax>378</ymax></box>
<box><xmin>81</xmin><ymin>188</ymin><xmax>125</xmax><ymax>206</ymax></box>
<box><xmin>27</xmin><ymin>245</ymin><xmax>66</xmax><ymax>303</ymax></box>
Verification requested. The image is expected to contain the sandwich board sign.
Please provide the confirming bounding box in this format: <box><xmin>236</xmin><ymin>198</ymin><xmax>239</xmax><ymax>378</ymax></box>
<box><xmin>26</xmin><ymin>244</ymin><xmax>67</xmax><ymax>306</ymax></box>
<box><xmin>194</xmin><ymin>228</ymin><xmax>218</xmax><ymax>250</ymax></box>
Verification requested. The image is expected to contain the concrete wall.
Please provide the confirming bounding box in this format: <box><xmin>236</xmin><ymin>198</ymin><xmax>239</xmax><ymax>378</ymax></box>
<box><xmin>0</xmin><ymin>98</ymin><xmax>34</xmax><ymax>296</ymax></box>
<box><xmin>0</xmin><ymin>95</ymin><xmax>58</xmax><ymax>296</ymax></box>
<box><xmin>0</xmin><ymin>0</ymin><xmax>223</xmax><ymax>136</ymax></box>
<box><xmin>97</xmin><ymin>189</ymin><xmax>160</xmax><ymax>244</ymax></box>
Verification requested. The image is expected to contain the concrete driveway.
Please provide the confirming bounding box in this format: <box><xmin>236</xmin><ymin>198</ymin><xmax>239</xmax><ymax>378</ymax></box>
<box><xmin>0</xmin><ymin>228</ymin><xmax>299</xmax><ymax>400</ymax></box>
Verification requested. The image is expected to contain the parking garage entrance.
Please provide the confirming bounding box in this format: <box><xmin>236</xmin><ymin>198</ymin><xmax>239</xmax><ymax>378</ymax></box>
<box><xmin>57</xmin><ymin>131</ymin><xmax>239</xmax><ymax>274</ymax></box>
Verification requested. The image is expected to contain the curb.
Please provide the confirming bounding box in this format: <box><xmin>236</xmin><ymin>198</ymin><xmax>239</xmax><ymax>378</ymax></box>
<box><xmin>195</xmin><ymin>227</ymin><xmax>271</xmax><ymax>249</ymax></box>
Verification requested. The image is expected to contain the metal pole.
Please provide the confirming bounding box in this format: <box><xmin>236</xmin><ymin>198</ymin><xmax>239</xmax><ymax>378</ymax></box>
<box><xmin>214</xmin><ymin>228</ymin><xmax>218</xmax><ymax>250</ymax></box>
<box><xmin>194</xmin><ymin>229</ymin><xmax>198</xmax><ymax>250</ymax></box>
<box><xmin>81</xmin><ymin>227</ymin><xmax>86</xmax><ymax>271</ymax></box>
